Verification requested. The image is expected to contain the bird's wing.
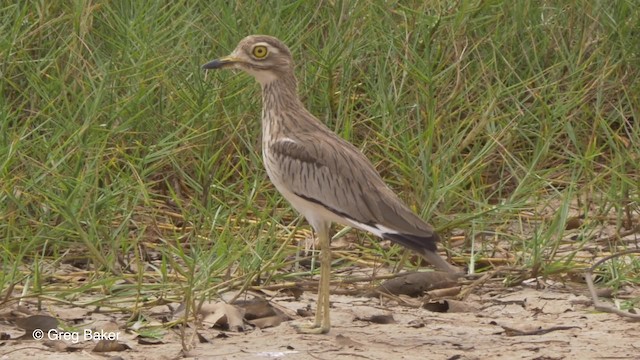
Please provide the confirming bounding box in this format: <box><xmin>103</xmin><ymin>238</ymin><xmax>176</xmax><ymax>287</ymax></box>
<box><xmin>268</xmin><ymin>130</ymin><xmax>439</xmax><ymax>247</ymax></box>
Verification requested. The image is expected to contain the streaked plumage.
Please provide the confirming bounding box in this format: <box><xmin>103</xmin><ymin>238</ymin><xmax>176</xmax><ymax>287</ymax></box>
<box><xmin>203</xmin><ymin>35</ymin><xmax>459</xmax><ymax>334</ymax></box>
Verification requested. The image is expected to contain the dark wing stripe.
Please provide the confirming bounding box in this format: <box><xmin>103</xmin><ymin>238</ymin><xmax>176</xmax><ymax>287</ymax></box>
<box><xmin>294</xmin><ymin>192</ymin><xmax>378</xmax><ymax>228</ymax></box>
<box><xmin>295</xmin><ymin>192</ymin><xmax>439</xmax><ymax>254</ymax></box>
<box><xmin>382</xmin><ymin>232</ymin><xmax>439</xmax><ymax>253</ymax></box>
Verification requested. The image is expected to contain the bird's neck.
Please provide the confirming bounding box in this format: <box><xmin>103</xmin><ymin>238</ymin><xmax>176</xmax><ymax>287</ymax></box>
<box><xmin>261</xmin><ymin>72</ymin><xmax>302</xmax><ymax>114</ymax></box>
<box><xmin>261</xmin><ymin>72</ymin><xmax>318</xmax><ymax>141</ymax></box>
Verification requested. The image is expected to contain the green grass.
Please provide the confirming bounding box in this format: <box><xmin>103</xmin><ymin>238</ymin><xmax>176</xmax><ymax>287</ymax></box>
<box><xmin>1</xmin><ymin>0</ymin><xmax>639</xmax><ymax>315</ymax></box>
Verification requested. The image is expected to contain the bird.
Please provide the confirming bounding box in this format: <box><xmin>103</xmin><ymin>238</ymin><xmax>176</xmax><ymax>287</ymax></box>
<box><xmin>203</xmin><ymin>35</ymin><xmax>460</xmax><ymax>334</ymax></box>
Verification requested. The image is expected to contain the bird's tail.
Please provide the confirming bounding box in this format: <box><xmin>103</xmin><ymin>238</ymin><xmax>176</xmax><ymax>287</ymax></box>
<box><xmin>382</xmin><ymin>232</ymin><xmax>461</xmax><ymax>274</ymax></box>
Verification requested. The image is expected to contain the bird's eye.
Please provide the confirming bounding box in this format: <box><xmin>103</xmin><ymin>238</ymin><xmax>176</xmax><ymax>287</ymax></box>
<box><xmin>252</xmin><ymin>45</ymin><xmax>268</xmax><ymax>59</ymax></box>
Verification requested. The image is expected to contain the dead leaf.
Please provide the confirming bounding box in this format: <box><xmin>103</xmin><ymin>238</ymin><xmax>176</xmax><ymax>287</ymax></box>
<box><xmin>15</xmin><ymin>315</ymin><xmax>58</xmax><ymax>333</ymax></box>
<box><xmin>234</xmin><ymin>298</ymin><xmax>276</xmax><ymax>319</ymax></box>
<box><xmin>407</xmin><ymin>319</ymin><xmax>425</xmax><ymax>328</ymax></box>
<box><xmin>423</xmin><ymin>299</ymin><xmax>475</xmax><ymax>313</ymax></box>
<box><xmin>234</xmin><ymin>298</ymin><xmax>290</xmax><ymax>329</ymax></box>
<box><xmin>296</xmin><ymin>306</ymin><xmax>313</xmax><ymax>318</ymax></box>
<box><xmin>355</xmin><ymin>314</ymin><xmax>396</xmax><ymax>324</ymax></box>
<box><xmin>43</xmin><ymin>340</ymin><xmax>83</xmax><ymax>352</ymax></box>
<box><xmin>595</xmin><ymin>287</ymin><xmax>614</xmax><ymax>298</ymax></box>
<box><xmin>422</xmin><ymin>300</ymin><xmax>450</xmax><ymax>313</ymax></box>
<box><xmin>196</xmin><ymin>332</ymin><xmax>210</xmax><ymax>343</ymax></box>
<box><xmin>565</xmin><ymin>217</ymin><xmax>583</xmax><ymax>230</ymax></box>
<box><xmin>92</xmin><ymin>339</ymin><xmax>131</xmax><ymax>352</ymax></box>
<box><xmin>92</xmin><ymin>320</ymin><xmax>120</xmax><ymax>333</ymax></box>
<box><xmin>137</xmin><ymin>337</ymin><xmax>164</xmax><ymax>345</ymax></box>
<box><xmin>282</xmin><ymin>286</ymin><xmax>304</xmax><ymax>300</ymax></box>
<box><xmin>43</xmin><ymin>340</ymin><xmax>68</xmax><ymax>352</ymax></box>
<box><xmin>260</xmin><ymin>286</ymin><xmax>304</xmax><ymax>300</ymax></box>
<box><xmin>368</xmin><ymin>271</ymin><xmax>459</xmax><ymax>297</ymax></box>
<box><xmin>52</xmin><ymin>307</ymin><xmax>90</xmax><ymax>323</ymax></box>
<box><xmin>247</xmin><ymin>315</ymin><xmax>284</xmax><ymax>329</ymax></box>
<box><xmin>424</xmin><ymin>286</ymin><xmax>461</xmax><ymax>298</ymax></box>
<box><xmin>199</xmin><ymin>302</ymin><xmax>245</xmax><ymax>332</ymax></box>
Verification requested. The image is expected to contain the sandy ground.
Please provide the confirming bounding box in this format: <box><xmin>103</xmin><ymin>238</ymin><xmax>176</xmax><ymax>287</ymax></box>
<box><xmin>2</xmin><ymin>280</ymin><xmax>639</xmax><ymax>360</ymax></box>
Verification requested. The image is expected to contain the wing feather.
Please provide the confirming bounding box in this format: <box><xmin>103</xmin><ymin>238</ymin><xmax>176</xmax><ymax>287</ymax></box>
<box><xmin>268</xmin><ymin>131</ymin><xmax>438</xmax><ymax>241</ymax></box>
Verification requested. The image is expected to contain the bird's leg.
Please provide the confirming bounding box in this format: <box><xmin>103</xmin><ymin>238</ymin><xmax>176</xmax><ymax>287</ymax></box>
<box><xmin>317</xmin><ymin>222</ymin><xmax>331</xmax><ymax>332</ymax></box>
<box><xmin>295</xmin><ymin>221</ymin><xmax>331</xmax><ymax>334</ymax></box>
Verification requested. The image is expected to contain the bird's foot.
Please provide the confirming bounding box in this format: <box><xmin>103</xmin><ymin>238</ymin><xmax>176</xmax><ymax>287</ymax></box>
<box><xmin>292</xmin><ymin>321</ymin><xmax>330</xmax><ymax>334</ymax></box>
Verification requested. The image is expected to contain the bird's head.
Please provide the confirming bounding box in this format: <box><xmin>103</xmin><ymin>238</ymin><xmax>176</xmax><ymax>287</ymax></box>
<box><xmin>203</xmin><ymin>35</ymin><xmax>294</xmax><ymax>85</ymax></box>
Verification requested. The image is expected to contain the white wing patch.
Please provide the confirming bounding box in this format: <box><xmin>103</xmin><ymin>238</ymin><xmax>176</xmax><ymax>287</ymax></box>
<box><xmin>278</xmin><ymin>137</ymin><xmax>297</xmax><ymax>144</ymax></box>
<box><xmin>341</xmin><ymin>219</ymin><xmax>388</xmax><ymax>239</ymax></box>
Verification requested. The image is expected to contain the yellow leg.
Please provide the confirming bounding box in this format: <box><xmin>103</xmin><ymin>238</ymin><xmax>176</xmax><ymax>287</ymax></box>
<box><xmin>295</xmin><ymin>222</ymin><xmax>331</xmax><ymax>334</ymax></box>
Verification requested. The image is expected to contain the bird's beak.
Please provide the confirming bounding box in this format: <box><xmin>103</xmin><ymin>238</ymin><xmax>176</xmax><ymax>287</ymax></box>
<box><xmin>202</xmin><ymin>55</ymin><xmax>241</xmax><ymax>70</ymax></box>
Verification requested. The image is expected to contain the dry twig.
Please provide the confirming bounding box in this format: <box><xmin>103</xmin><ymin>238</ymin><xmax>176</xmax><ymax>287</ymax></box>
<box><xmin>584</xmin><ymin>249</ymin><xmax>640</xmax><ymax>321</ymax></box>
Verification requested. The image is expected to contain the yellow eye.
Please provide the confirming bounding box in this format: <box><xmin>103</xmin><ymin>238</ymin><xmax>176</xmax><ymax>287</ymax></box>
<box><xmin>252</xmin><ymin>45</ymin><xmax>268</xmax><ymax>59</ymax></box>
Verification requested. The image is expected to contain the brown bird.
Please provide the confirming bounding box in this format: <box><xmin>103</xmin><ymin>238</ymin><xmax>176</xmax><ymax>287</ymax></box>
<box><xmin>203</xmin><ymin>35</ymin><xmax>459</xmax><ymax>334</ymax></box>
